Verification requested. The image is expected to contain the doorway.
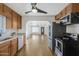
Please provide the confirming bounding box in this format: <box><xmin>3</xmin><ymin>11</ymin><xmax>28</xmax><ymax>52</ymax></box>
<box><xmin>41</xmin><ymin>27</ymin><xmax>44</xmax><ymax>35</ymax></box>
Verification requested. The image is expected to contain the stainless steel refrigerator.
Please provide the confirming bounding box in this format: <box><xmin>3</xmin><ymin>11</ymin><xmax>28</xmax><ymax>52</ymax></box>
<box><xmin>52</xmin><ymin>22</ymin><xmax>66</xmax><ymax>54</ymax></box>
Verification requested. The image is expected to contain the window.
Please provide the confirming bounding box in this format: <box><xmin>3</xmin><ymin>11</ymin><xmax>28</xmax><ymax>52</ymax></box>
<box><xmin>0</xmin><ymin>15</ymin><xmax>6</xmax><ymax>33</ymax></box>
<box><xmin>32</xmin><ymin>26</ymin><xmax>40</xmax><ymax>34</ymax></box>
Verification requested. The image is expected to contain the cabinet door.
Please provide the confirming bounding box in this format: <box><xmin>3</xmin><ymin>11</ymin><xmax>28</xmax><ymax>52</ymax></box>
<box><xmin>55</xmin><ymin>15</ymin><xmax>57</xmax><ymax>20</ymax></box>
<box><xmin>55</xmin><ymin>13</ymin><xmax>61</xmax><ymax>20</ymax></box>
<box><xmin>0</xmin><ymin>41</ymin><xmax>10</xmax><ymax>56</ymax></box>
<box><xmin>0</xmin><ymin>4</ymin><xmax>3</xmax><ymax>15</ymax></box>
<box><xmin>6</xmin><ymin>16</ymin><xmax>12</xmax><ymax>29</ymax></box>
<box><xmin>4</xmin><ymin>5</ymin><xmax>12</xmax><ymax>29</ymax></box>
<box><xmin>3</xmin><ymin>5</ymin><xmax>12</xmax><ymax>17</ymax></box>
<box><xmin>17</xmin><ymin>15</ymin><xmax>22</xmax><ymax>29</ymax></box>
<box><xmin>62</xmin><ymin>8</ymin><xmax>66</xmax><ymax>17</ymax></box>
<box><xmin>55</xmin><ymin>14</ymin><xmax>59</xmax><ymax>20</ymax></box>
<box><xmin>72</xmin><ymin>3</ymin><xmax>79</xmax><ymax>12</ymax></box>
<box><xmin>66</xmin><ymin>4</ymin><xmax>72</xmax><ymax>14</ymax></box>
<box><xmin>10</xmin><ymin>38</ymin><xmax>18</xmax><ymax>56</ymax></box>
<box><xmin>12</xmin><ymin>11</ymin><xmax>18</xmax><ymax>29</ymax></box>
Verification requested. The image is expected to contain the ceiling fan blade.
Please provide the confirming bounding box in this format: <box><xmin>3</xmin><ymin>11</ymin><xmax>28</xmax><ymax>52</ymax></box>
<box><xmin>25</xmin><ymin>11</ymin><xmax>31</xmax><ymax>14</ymax></box>
<box><xmin>36</xmin><ymin>8</ymin><xmax>47</xmax><ymax>14</ymax></box>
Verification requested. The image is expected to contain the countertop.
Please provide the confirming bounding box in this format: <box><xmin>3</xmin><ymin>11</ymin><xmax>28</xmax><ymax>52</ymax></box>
<box><xmin>0</xmin><ymin>35</ymin><xmax>18</xmax><ymax>44</ymax></box>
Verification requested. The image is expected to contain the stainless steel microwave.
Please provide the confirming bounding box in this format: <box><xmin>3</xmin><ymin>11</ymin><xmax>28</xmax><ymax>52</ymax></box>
<box><xmin>60</xmin><ymin>12</ymin><xmax>79</xmax><ymax>25</ymax></box>
<box><xmin>60</xmin><ymin>14</ymin><xmax>71</xmax><ymax>25</ymax></box>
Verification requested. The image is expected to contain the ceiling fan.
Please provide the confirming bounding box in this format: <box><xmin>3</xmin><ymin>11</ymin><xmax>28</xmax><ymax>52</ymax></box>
<box><xmin>25</xmin><ymin>3</ymin><xmax>47</xmax><ymax>14</ymax></box>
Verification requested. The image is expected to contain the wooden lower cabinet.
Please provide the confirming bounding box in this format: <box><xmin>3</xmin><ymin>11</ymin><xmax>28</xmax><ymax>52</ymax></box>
<box><xmin>10</xmin><ymin>38</ymin><xmax>18</xmax><ymax>56</ymax></box>
<box><xmin>0</xmin><ymin>38</ymin><xmax>18</xmax><ymax>56</ymax></box>
<box><xmin>0</xmin><ymin>36</ymin><xmax>25</xmax><ymax>56</ymax></box>
<box><xmin>0</xmin><ymin>41</ymin><xmax>10</xmax><ymax>56</ymax></box>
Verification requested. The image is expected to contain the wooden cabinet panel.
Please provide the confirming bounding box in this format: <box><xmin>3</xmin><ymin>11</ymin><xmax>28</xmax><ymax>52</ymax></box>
<box><xmin>55</xmin><ymin>16</ymin><xmax>57</xmax><ymax>20</ymax></box>
<box><xmin>10</xmin><ymin>38</ymin><xmax>18</xmax><ymax>56</ymax></box>
<box><xmin>72</xmin><ymin>3</ymin><xmax>79</xmax><ymax>12</ymax></box>
<box><xmin>3</xmin><ymin>5</ymin><xmax>13</xmax><ymax>29</ymax></box>
<box><xmin>66</xmin><ymin>4</ymin><xmax>72</xmax><ymax>14</ymax></box>
<box><xmin>3</xmin><ymin>5</ymin><xmax>12</xmax><ymax>17</ymax></box>
<box><xmin>0</xmin><ymin>41</ymin><xmax>10</xmax><ymax>56</ymax></box>
<box><xmin>6</xmin><ymin>16</ymin><xmax>12</xmax><ymax>29</ymax></box>
<box><xmin>12</xmin><ymin>11</ymin><xmax>18</xmax><ymax>29</ymax></box>
<box><xmin>61</xmin><ymin>8</ymin><xmax>66</xmax><ymax>17</ymax></box>
<box><xmin>0</xmin><ymin>4</ymin><xmax>22</xmax><ymax>29</ymax></box>
<box><xmin>17</xmin><ymin>15</ymin><xmax>22</xmax><ymax>29</ymax></box>
<box><xmin>55</xmin><ymin>4</ymin><xmax>72</xmax><ymax>20</ymax></box>
<box><xmin>0</xmin><ymin>3</ymin><xmax>3</xmax><ymax>15</ymax></box>
<box><xmin>55</xmin><ymin>11</ymin><xmax>62</xmax><ymax>20</ymax></box>
<box><xmin>55</xmin><ymin>14</ymin><xmax>60</xmax><ymax>20</ymax></box>
<box><xmin>0</xmin><ymin>38</ymin><xmax>18</xmax><ymax>56</ymax></box>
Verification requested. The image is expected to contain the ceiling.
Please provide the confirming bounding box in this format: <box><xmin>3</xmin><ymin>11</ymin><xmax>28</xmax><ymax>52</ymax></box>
<box><xmin>5</xmin><ymin>3</ymin><xmax>69</xmax><ymax>16</ymax></box>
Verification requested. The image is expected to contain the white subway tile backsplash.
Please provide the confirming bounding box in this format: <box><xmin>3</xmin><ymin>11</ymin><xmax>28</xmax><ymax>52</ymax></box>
<box><xmin>66</xmin><ymin>24</ymin><xmax>79</xmax><ymax>34</ymax></box>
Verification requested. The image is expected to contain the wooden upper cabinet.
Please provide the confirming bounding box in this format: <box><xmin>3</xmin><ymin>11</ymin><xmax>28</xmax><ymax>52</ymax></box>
<box><xmin>55</xmin><ymin>4</ymin><xmax>73</xmax><ymax>20</ymax></box>
<box><xmin>72</xmin><ymin>3</ymin><xmax>79</xmax><ymax>12</ymax></box>
<box><xmin>0</xmin><ymin>4</ymin><xmax>22</xmax><ymax>29</ymax></box>
<box><xmin>61</xmin><ymin>7</ymin><xmax>66</xmax><ymax>17</ymax></box>
<box><xmin>6</xmin><ymin>16</ymin><xmax>13</xmax><ymax>29</ymax></box>
<box><xmin>3</xmin><ymin>5</ymin><xmax>13</xmax><ymax>29</ymax></box>
<box><xmin>12</xmin><ymin>12</ymin><xmax>22</xmax><ymax>29</ymax></box>
<box><xmin>66</xmin><ymin>4</ymin><xmax>72</xmax><ymax>14</ymax></box>
<box><xmin>0</xmin><ymin>3</ymin><xmax>4</xmax><ymax>15</ymax></box>
<box><xmin>12</xmin><ymin>11</ymin><xmax>18</xmax><ymax>29</ymax></box>
<box><xmin>3</xmin><ymin>5</ymin><xmax>12</xmax><ymax>17</ymax></box>
<box><xmin>55</xmin><ymin>11</ymin><xmax>62</xmax><ymax>20</ymax></box>
<box><xmin>17</xmin><ymin>14</ymin><xmax>22</xmax><ymax>29</ymax></box>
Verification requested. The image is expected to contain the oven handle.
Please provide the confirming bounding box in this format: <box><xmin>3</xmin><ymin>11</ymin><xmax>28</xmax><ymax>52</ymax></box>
<box><xmin>55</xmin><ymin>38</ymin><xmax>63</xmax><ymax>53</ymax></box>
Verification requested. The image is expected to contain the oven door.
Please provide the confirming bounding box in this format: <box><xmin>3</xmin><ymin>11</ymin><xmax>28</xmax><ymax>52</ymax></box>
<box><xmin>55</xmin><ymin>39</ymin><xmax>63</xmax><ymax>56</ymax></box>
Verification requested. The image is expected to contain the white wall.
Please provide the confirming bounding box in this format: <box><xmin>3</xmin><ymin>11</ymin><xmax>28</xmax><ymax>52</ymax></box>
<box><xmin>18</xmin><ymin>16</ymin><xmax>53</xmax><ymax>33</ymax></box>
<box><xmin>18</xmin><ymin>16</ymin><xmax>53</xmax><ymax>39</ymax></box>
<box><xmin>26</xmin><ymin>21</ymin><xmax>50</xmax><ymax>38</ymax></box>
<box><xmin>66</xmin><ymin>24</ymin><xmax>79</xmax><ymax>34</ymax></box>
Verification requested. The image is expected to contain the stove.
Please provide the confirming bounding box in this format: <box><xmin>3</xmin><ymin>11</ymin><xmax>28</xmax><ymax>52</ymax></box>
<box><xmin>55</xmin><ymin>33</ymin><xmax>79</xmax><ymax>56</ymax></box>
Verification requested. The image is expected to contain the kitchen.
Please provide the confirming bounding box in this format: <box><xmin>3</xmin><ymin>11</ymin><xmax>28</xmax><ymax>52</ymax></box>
<box><xmin>0</xmin><ymin>3</ymin><xmax>25</xmax><ymax>56</ymax></box>
<box><xmin>0</xmin><ymin>3</ymin><xmax>79</xmax><ymax>56</ymax></box>
<box><xmin>51</xmin><ymin>3</ymin><xmax>79</xmax><ymax>56</ymax></box>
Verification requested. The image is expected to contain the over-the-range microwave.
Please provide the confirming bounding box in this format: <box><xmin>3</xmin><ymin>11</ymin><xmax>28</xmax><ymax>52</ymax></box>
<box><xmin>60</xmin><ymin>12</ymin><xmax>79</xmax><ymax>25</ymax></box>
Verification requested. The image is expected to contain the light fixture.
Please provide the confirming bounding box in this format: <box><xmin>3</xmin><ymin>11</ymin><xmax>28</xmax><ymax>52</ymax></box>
<box><xmin>32</xmin><ymin>9</ymin><xmax>37</xmax><ymax>13</ymax></box>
